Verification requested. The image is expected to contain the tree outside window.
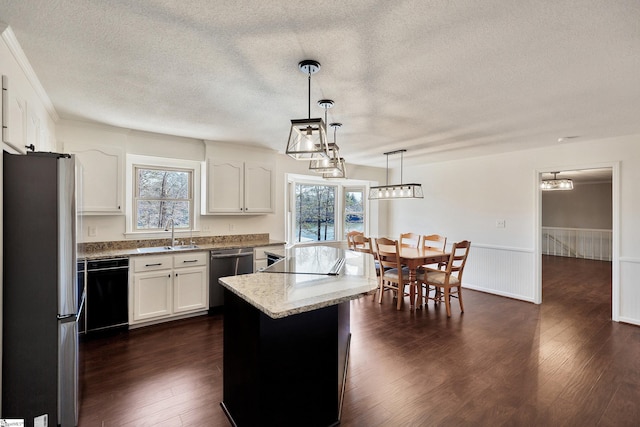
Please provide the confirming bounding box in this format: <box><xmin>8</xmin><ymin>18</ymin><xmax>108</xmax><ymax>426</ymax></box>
<box><xmin>295</xmin><ymin>183</ymin><xmax>336</xmax><ymax>242</ymax></box>
<box><xmin>344</xmin><ymin>188</ymin><xmax>365</xmax><ymax>237</ymax></box>
<box><xmin>135</xmin><ymin>166</ymin><xmax>192</xmax><ymax>230</ymax></box>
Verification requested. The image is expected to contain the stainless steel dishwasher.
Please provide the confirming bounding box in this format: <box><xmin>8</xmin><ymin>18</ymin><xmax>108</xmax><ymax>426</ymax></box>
<box><xmin>209</xmin><ymin>247</ymin><xmax>254</xmax><ymax>312</ymax></box>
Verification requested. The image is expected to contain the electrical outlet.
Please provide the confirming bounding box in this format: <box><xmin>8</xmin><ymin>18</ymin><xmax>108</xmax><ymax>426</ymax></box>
<box><xmin>496</xmin><ymin>219</ymin><xmax>506</xmax><ymax>228</ymax></box>
<box><xmin>203</xmin><ymin>225</ymin><xmax>211</xmax><ymax>231</ymax></box>
<box><xmin>229</xmin><ymin>223</ymin><xmax>235</xmax><ymax>231</ymax></box>
<box><xmin>88</xmin><ymin>226</ymin><xmax>97</xmax><ymax>237</ymax></box>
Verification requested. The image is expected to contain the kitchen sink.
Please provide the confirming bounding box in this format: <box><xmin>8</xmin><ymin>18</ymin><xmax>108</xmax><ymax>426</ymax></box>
<box><xmin>136</xmin><ymin>245</ymin><xmax>199</xmax><ymax>254</ymax></box>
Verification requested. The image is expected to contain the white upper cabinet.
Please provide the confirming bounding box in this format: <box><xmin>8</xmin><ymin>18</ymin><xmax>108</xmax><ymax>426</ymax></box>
<box><xmin>205</xmin><ymin>158</ymin><xmax>274</xmax><ymax>215</ymax></box>
<box><xmin>64</xmin><ymin>142</ymin><xmax>124</xmax><ymax>215</ymax></box>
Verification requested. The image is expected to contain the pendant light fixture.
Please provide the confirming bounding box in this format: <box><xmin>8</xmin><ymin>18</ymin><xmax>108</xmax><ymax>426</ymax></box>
<box><xmin>322</xmin><ymin>123</ymin><xmax>347</xmax><ymax>179</ymax></box>
<box><xmin>285</xmin><ymin>60</ymin><xmax>329</xmax><ymax>160</ymax></box>
<box><xmin>541</xmin><ymin>171</ymin><xmax>574</xmax><ymax>191</ymax></box>
<box><xmin>309</xmin><ymin>100</ymin><xmax>341</xmax><ymax>174</ymax></box>
<box><xmin>368</xmin><ymin>149</ymin><xmax>423</xmax><ymax>200</ymax></box>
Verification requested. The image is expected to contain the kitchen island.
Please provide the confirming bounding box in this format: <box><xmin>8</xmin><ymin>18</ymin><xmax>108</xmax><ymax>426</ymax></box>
<box><xmin>219</xmin><ymin>245</ymin><xmax>378</xmax><ymax>427</ymax></box>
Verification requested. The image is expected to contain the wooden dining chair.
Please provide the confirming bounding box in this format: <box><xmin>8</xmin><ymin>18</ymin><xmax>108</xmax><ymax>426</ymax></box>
<box><xmin>399</xmin><ymin>232</ymin><xmax>421</xmax><ymax>248</ymax></box>
<box><xmin>419</xmin><ymin>240</ymin><xmax>471</xmax><ymax>317</ymax></box>
<box><xmin>421</xmin><ymin>234</ymin><xmax>447</xmax><ymax>269</ymax></box>
<box><xmin>346</xmin><ymin>230</ymin><xmax>364</xmax><ymax>250</ymax></box>
<box><xmin>375</xmin><ymin>237</ymin><xmax>414</xmax><ymax>310</ymax></box>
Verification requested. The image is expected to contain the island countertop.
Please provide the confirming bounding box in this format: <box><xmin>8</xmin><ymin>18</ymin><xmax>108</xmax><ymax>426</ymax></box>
<box><xmin>219</xmin><ymin>245</ymin><xmax>378</xmax><ymax>319</ymax></box>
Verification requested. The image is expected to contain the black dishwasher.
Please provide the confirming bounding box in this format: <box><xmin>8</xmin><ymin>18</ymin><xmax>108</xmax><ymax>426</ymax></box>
<box><xmin>86</xmin><ymin>258</ymin><xmax>129</xmax><ymax>333</ymax></box>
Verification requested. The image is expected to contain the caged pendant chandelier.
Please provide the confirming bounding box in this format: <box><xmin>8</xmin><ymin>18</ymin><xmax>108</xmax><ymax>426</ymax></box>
<box><xmin>540</xmin><ymin>171</ymin><xmax>574</xmax><ymax>191</ymax></box>
<box><xmin>309</xmin><ymin>99</ymin><xmax>342</xmax><ymax>173</ymax></box>
<box><xmin>285</xmin><ymin>60</ymin><xmax>330</xmax><ymax>160</ymax></box>
<box><xmin>322</xmin><ymin>123</ymin><xmax>347</xmax><ymax>179</ymax></box>
<box><xmin>368</xmin><ymin>149</ymin><xmax>423</xmax><ymax>200</ymax></box>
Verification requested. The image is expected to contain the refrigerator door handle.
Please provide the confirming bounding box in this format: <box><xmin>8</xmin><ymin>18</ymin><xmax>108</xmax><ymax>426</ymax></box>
<box><xmin>57</xmin><ymin>313</ymin><xmax>77</xmax><ymax>322</ymax></box>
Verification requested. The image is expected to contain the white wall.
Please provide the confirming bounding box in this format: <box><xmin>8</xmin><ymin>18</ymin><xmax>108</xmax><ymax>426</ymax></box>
<box><xmin>57</xmin><ymin>121</ymin><xmax>387</xmax><ymax>244</ymax></box>
<box><xmin>389</xmin><ymin>134</ymin><xmax>640</xmax><ymax>325</ymax></box>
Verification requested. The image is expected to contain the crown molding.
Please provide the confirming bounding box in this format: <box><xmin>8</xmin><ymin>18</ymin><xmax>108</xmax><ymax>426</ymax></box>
<box><xmin>1</xmin><ymin>24</ymin><xmax>59</xmax><ymax>122</ymax></box>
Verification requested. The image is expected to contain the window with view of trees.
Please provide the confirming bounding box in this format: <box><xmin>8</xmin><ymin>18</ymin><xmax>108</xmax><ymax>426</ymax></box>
<box><xmin>134</xmin><ymin>166</ymin><xmax>193</xmax><ymax>231</ymax></box>
<box><xmin>344</xmin><ymin>188</ymin><xmax>365</xmax><ymax>237</ymax></box>
<box><xmin>294</xmin><ymin>183</ymin><xmax>336</xmax><ymax>243</ymax></box>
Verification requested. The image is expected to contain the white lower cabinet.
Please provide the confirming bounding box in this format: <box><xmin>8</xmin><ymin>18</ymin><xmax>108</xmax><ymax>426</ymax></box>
<box><xmin>130</xmin><ymin>252</ymin><xmax>208</xmax><ymax>325</ymax></box>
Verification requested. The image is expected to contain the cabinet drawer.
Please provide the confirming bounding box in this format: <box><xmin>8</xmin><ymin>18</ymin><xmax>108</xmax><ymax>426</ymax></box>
<box><xmin>173</xmin><ymin>251</ymin><xmax>208</xmax><ymax>269</ymax></box>
<box><xmin>132</xmin><ymin>255</ymin><xmax>172</xmax><ymax>272</ymax></box>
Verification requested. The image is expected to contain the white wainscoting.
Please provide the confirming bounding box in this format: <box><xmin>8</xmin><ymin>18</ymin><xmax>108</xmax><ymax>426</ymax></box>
<box><xmin>619</xmin><ymin>257</ymin><xmax>640</xmax><ymax>327</ymax></box>
<box><xmin>463</xmin><ymin>244</ymin><xmax>535</xmax><ymax>303</ymax></box>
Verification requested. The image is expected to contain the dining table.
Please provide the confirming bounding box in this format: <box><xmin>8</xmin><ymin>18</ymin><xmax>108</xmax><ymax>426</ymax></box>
<box><xmin>397</xmin><ymin>246</ymin><xmax>450</xmax><ymax>308</ymax></box>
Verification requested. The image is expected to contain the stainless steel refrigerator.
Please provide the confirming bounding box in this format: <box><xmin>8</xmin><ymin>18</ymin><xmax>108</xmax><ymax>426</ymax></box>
<box><xmin>3</xmin><ymin>151</ymin><xmax>80</xmax><ymax>427</ymax></box>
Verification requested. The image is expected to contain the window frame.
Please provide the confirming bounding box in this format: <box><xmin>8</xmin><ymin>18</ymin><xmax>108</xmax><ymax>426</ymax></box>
<box><xmin>125</xmin><ymin>154</ymin><xmax>201</xmax><ymax>238</ymax></box>
<box><xmin>343</xmin><ymin>186</ymin><xmax>366</xmax><ymax>238</ymax></box>
<box><xmin>286</xmin><ymin>173</ymin><xmax>370</xmax><ymax>245</ymax></box>
<box><xmin>133</xmin><ymin>165</ymin><xmax>194</xmax><ymax>232</ymax></box>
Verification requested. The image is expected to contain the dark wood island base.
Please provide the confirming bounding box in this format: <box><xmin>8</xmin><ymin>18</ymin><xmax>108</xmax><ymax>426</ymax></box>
<box><xmin>221</xmin><ymin>289</ymin><xmax>351</xmax><ymax>427</ymax></box>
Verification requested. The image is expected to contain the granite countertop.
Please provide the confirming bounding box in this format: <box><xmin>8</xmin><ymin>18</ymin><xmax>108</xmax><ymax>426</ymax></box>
<box><xmin>219</xmin><ymin>246</ymin><xmax>379</xmax><ymax>319</ymax></box>
<box><xmin>78</xmin><ymin>234</ymin><xmax>285</xmax><ymax>260</ymax></box>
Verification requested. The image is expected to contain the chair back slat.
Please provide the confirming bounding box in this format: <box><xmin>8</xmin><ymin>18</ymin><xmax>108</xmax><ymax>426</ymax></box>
<box><xmin>422</xmin><ymin>234</ymin><xmax>447</xmax><ymax>252</ymax></box>
<box><xmin>353</xmin><ymin>235</ymin><xmax>373</xmax><ymax>254</ymax></box>
<box><xmin>347</xmin><ymin>231</ymin><xmax>364</xmax><ymax>250</ymax></box>
<box><xmin>399</xmin><ymin>232</ymin><xmax>421</xmax><ymax>248</ymax></box>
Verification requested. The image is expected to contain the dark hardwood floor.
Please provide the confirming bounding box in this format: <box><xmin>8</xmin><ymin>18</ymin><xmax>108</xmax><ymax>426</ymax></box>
<box><xmin>79</xmin><ymin>256</ymin><xmax>640</xmax><ymax>426</ymax></box>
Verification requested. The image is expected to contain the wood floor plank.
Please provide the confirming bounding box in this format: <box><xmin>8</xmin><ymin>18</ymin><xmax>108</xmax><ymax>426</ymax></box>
<box><xmin>78</xmin><ymin>256</ymin><xmax>640</xmax><ymax>426</ymax></box>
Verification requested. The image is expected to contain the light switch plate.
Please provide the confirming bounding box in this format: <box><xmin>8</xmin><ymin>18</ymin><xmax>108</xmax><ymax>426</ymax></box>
<box><xmin>496</xmin><ymin>219</ymin><xmax>506</xmax><ymax>228</ymax></box>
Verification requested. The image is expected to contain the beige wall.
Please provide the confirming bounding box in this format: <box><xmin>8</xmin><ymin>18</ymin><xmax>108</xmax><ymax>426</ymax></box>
<box><xmin>57</xmin><ymin>120</ymin><xmax>387</xmax><ymax>244</ymax></box>
<box><xmin>542</xmin><ymin>182</ymin><xmax>612</xmax><ymax>229</ymax></box>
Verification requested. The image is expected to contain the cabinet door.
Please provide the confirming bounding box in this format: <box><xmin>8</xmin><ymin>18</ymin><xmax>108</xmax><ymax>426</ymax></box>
<box><xmin>66</xmin><ymin>144</ymin><xmax>124</xmax><ymax>214</ymax></box>
<box><xmin>2</xmin><ymin>75</ymin><xmax>27</xmax><ymax>154</ymax></box>
<box><xmin>132</xmin><ymin>270</ymin><xmax>172</xmax><ymax>321</ymax></box>
<box><xmin>173</xmin><ymin>266</ymin><xmax>208</xmax><ymax>313</ymax></box>
<box><xmin>207</xmin><ymin>158</ymin><xmax>244</xmax><ymax>213</ymax></box>
<box><xmin>244</xmin><ymin>161</ymin><xmax>274</xmax><ymax>213</ymax></box>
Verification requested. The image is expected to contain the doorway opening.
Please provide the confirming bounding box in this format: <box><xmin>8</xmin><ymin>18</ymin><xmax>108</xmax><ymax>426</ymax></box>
<box><xmin>537</xmin><ymin>166</ymin><xmax>617</xmax><ymax>319</ymax></box>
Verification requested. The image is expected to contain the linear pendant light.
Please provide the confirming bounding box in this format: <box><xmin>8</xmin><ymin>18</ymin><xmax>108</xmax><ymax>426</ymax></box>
<box><xmin>540</xmin><ymin>171</ymin><xmax>574</xmax><ymax>191</ymax></box>
<box><xmin>285</xmin><ymin>60</ymin><xmax>330</xmax><ymax>160</ymax></box>
<box><xmin>368</xmin><ymin>149</ymin><xmax>423</xmax><ymax>200</ymax></box>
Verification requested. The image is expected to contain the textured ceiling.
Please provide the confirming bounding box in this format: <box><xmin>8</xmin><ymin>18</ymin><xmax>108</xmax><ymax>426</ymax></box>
<box><xmin>1</xmin><ymin>0</ymin><xmax>639</xmax><ymax>168</ymax></box>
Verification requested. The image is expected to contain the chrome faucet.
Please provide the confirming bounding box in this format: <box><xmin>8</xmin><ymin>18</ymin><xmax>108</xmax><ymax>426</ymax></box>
<box><xmin>164</xmin><ymin>219</ymin><xmax>176</xmax><ymax>248</ymax></box>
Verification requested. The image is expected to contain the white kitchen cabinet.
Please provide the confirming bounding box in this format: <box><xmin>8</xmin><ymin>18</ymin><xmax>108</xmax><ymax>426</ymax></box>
<box><xmin>173</xmin><ymin>252</ymin><xmax>208</xmax><ymax>313</ymax></box>
<box><xmin>64</xmin><ymin>142</ymin><xmax>124</xmax><ymax>214</ymax></box>
<box><xmin>132</xmin><ymin>269</ymin><xmax>173</xmax><ymax>322</ymax></box>
<box><xmin>253</xmin><ymin>244</ymin><xmax>285</xmax><ymax>272</ymax></box>
<box><xmin>205</xmin><ymin>158</ymin><xmax>274</xmax><ymax>214</ymax></box>
<box><xmin>2</xmin><ymin>75</ymin><xmax>28</xmax><ymax>154</ymax></box>
<box><xmin>130</xmin><ymin>252</ymin><xmax>208</xmax><ymax>325</ymax></box>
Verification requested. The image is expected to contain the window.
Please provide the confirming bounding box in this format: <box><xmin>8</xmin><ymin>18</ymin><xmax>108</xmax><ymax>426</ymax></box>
<box><xmin>344</xmin><ymin>188</ymin><xmax>365</xmax><ymax>237</ymax></box>
<box><xmin>134</xmin><ymin>166</ymin><xmax>193</xmax><ymax>231</ymax></box>
<box><xmin>294</xmin><ymin>183</ymin><xmax>337</xmax><ymax>243</ymax></box>
<box><xmin>287</xmin><ymin>174</ymin><xmax>370</xmax><ymax>244</ymax></box>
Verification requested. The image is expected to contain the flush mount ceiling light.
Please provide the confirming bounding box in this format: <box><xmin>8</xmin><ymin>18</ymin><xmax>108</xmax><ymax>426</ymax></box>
<box><xmin>541</xmin><ymin>171</ymin><xmax>574</xmax><ymax>191</ymax></box>
<box><xmin>322</xmin><ymin>123</ymin><xmax>347</xmax><ymax>179</ymax></box>
<box><xmin>285</xmin><ymin>60</ymin><xmax>329</xmax><ymax>160</ymax></box>
<box><xmin>368</xmin><ymin>149</ymin><xmax>423</xmax><ymax>200</ymax></box>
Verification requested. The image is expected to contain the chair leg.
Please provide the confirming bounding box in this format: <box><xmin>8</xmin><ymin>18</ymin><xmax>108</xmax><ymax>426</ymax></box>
<box><xmin>458</xmin><ymin>286</ymin><xmax>464</xmax><ymax>313</ymax></box>
<box><xmin>444</xmin><ymin>287</ymin><xmax>452</xmax><ymax>317</ymax></box>
<box><xmin>377</xmin><ymin>279</ymin><xmax>385</xmax><ymax>304</ymax></box>
<box><xmin>396</xmin><ymin>283</ymin><xmax>403</xmax><ymax>310</ymax></box>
